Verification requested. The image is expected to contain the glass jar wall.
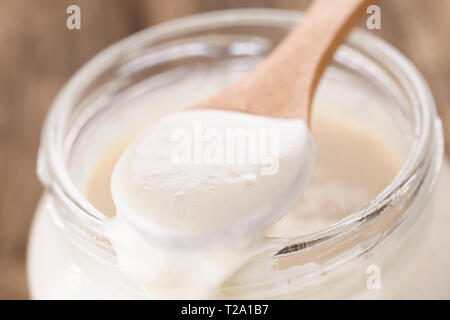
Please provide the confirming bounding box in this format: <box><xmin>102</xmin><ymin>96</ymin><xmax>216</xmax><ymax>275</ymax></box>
<box><xmin>28</xmin><ymin>9</ymin><xmax>449</xmax><ymax>299</ymax></box>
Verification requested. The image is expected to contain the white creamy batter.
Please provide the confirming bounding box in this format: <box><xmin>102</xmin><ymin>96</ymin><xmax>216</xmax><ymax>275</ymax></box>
<box><xmin>110</xmin><ymin>110</ymin><xmax>313</xmax><ymax>243</ymax></box>
<box><xmin>81</xmin><ymin>102</ymin><xmax>403</xmax><ymax>299</ymax></box>
<box><xmin>107</xmin><ymin>109</ymin><xmax>314</xmax><ymax>298</ymax></box>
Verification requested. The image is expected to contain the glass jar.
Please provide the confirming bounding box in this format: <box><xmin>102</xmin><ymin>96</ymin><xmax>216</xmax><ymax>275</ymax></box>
<box><xmin>28</xmin><ymin>9</ymin><xmax>449</xmax><ymax>299</ymax></box>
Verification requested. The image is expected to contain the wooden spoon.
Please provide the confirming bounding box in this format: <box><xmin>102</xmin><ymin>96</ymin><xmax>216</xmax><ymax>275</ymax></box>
<box><xmin>111</xmin><ymin>0</ymin><xmax>374</xmax><ymax>249</ymax></box>
<box><xmin>192</xmin><ymin>0</ymin><xmax>372</xmax><ymax>123</ymax></box>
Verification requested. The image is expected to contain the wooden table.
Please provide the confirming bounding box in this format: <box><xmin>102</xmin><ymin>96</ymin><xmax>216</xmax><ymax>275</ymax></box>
<box><xmin>0</xmin><ymin>0</ymin><xmax>448</xmax><ymax>299</ymax></box>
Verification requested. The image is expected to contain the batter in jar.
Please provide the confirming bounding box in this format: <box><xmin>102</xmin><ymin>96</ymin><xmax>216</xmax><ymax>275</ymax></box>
<box><xmin>84</xmin><ymin>106</ymin><xmax>402</xmax><ymax>299</ymax></box>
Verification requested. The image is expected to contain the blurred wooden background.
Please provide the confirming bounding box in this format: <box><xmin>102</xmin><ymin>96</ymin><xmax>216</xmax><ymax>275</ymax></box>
<box><xmin>0</xmin><ymin>0</ymin><xmax>449</xmax><ymax>299</ymax></box>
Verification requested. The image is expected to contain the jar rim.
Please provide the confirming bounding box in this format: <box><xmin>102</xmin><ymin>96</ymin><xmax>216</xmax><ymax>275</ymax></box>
<box><xmin>39</xmin><ymin>8</ymin><xmax>443</xmax><ymax>259</ymax></box>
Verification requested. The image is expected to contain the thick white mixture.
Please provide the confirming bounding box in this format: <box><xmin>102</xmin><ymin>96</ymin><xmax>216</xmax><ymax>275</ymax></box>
<box><xmin>28</xmin><ymin>64</ymin><xmax>450</xmax><ymax>299</ymax></box>
<box><xmin>107</xmin><ymin>109</ymin><xmax>314</xmax><ymax>298</ymax></box>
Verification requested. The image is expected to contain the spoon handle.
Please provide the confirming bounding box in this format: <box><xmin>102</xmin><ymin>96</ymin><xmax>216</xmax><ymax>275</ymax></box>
<box><xmin>193</xmin><ymin>0</ymin><xmax>372</xmax><ymax>121</ymax></box>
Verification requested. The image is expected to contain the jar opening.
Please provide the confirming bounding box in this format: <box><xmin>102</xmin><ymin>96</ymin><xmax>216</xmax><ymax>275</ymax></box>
<box><xmin>39</xmin><ymin>9</ymin><xmax>443</xmax><ymax>261</ymax></box>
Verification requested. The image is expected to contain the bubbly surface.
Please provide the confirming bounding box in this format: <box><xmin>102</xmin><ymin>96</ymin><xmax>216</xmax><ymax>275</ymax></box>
<box><xmin>106</xmin><ymin>109</ymin><xmax>314</xmax><ymax>298</ymax></box>
<box><xmin>110</xmin><ymin>110</ymin><xmax>313</xmax><ymax>244</ymax></box>
<box><xmin>84</xmin><ymin>108</ymin><xmax>402</xmax><ymax>298</ymax></box>
<box><xmin>87</xmin><ymin>109</ymin><xmax>401</xmax><ymax>238</ymax></box>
